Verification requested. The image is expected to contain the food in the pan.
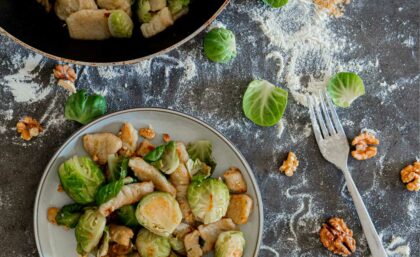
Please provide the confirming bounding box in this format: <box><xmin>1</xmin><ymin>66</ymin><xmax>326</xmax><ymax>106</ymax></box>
<box><xmin>327</xmin><ymin>72</ymin><xmax>365</xmax><ymax>108</ymax></box>
<box><xmin>47</xmin><ymin>121</ymin><xmax>254</xmax><ymax>257</ymax></box>
<box><xmin>204</xmin><ymin>28</ymin><xmax>237</xmax><ymax>63</ymax></box>
<box><xmin>37</xmin><ymin>0</ymin><xmax>190</xmax><ymax>39</ymax></box>
<box><xmin>242</xmin><ymin>79</ymin><xmax>288</xmax><ymax>127</ymax></box>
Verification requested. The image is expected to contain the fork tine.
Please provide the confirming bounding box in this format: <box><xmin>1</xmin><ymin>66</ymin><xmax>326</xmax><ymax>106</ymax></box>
<box><xmin>318</xmin><ymin>90</ymin><xmax>337</xmax><ymax>135</ymax></box>
<box><xmin>324</xmin><ymin>92</ymin><xmax>345</xmax><ymax>135</ymax></box>
<box><xmin>307</xmin><ymin>95</ymin><xmax>323</xmax><ymax>142</ymax></box>
<box><xmin>312</xmin><ymin>95</ymin><xmax>329</xmax><ymax>138</ymax></box>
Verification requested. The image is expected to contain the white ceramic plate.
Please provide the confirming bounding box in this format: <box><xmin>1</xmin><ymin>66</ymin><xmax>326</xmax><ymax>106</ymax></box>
<box><xmin>34</xmin><ymin>108</ymin><xmax>263</xmax><ymax>257</ymax></box>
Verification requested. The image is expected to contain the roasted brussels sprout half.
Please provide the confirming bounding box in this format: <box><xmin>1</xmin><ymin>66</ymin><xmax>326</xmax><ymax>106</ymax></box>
<box><xmin>135</xmin><ymin>228</ymin><xmax>171</xmax><ymax>257</ymax></box>
<box><xmin>55</xmin><ymin>203</ymin><xmax>84</xmax><ymax>229</ymax></box>
<box><xmin>117</xmin><ymin>205</ymin><xmax>140</xmax><ymax>228</ymax></box>
<box><xmin>204</xmin><ymin>28</ymin><xmax>237</xmax><ymax>63</ymax></box>
<box><xmin>107</xmin><ymin>154</ymin><xmax>129</xmax><ymax>182</ymax></box>
<box><xmin>135</xmin><ymin>192</ymin><xmax>182</xmax><ymax>237</ymax></box>
<box><xmin>160</xmin><ymin>141</ymin><xmax>180</xmax><ymax>175</ymax></box>
<box><xmin>188</xmin><ymin>177</ymin><xmax>230</xmax><ymax>224</ymax></box>
<box><xmin>108</xmin><ymin>10</ymin><xmax>134</xmax><ymax>38</ymax></box>
<box><xmin>215</xmin><ymin>231</ymin><xmax>245</xmax><ymax>257</ymax></box>
<box><xmin>58</xmin><ymin>156</ymin><xmax>105</xmax><ymax>204</ymax></box>
<box><xmin>137</xmin><ymin>0</ymin><xmax>152</xmax><ymax>23</ymax></box>
<box><xmin>75</xmin><ymin>209</ymin><xmax>107</xmax><ymax>255</ymax></box>
<box><xmin>168</xmin><ymin>0</ymin><xmax>189</xmax><ymax>14</ymax></box>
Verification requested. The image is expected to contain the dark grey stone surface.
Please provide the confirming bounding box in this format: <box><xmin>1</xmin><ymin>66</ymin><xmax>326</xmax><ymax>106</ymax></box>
<box><xmin>0</xmin><ymin>0</ymin><xmax>418</xmax><ymax>257</ymax></box>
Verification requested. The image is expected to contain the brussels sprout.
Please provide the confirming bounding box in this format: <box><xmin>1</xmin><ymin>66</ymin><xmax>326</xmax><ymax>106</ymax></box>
<box><xmin>96</xmin><ymin>179</ymin><xmax>124</xmax><ymax>205</ymax></box>
<box><xmin>55</xmin><ymin>203</ymin><xmax>84</xmax><ymax>229</ymax></box>
<box><xmin>97</xmin><ymin>226</ymin><xmax>110</xmax><ymax>257</ymax></box>
<box><xmin>168</xmin><ymin>0</ymin><xmax>189</xmax><ymax>14</ymax></box>
<box><xmin>215</xmin><ymin>231</ymin><xmax>245</xmax><ymax>257</ymax></box>
<box><xmin>117</xmin><ymin>205</ymin><xmax>140</xmax><ymax>228</ymax></box>
<box><xmin>327</xmin><ymin>72</ymin><xmax>365</xmax><ymax>108</ymax></box>
<box><xmin>187</xmin><ymin>177</ymin><xmax>230</xmax><ymax>224</ymax></box>
<box><xmin>64</xmin><ymin>89</ymin><xmax>107</xmax><ymax>125</ymax></box>
<box><xmin>75</xmin><ymin>209</ymin><xmax>106</xmax><ymax>255</ymax></box>
<box><xmin>107</xmin><ymin>154</ymin><xmax>129</xmax><ymax>182</ymax></box>
<box><xmin>136</xmin><ymin>228</ymin><xmax>171</xmax><ymax>257</ymax></box>
<box><xmin>186</xmin><ymin>158</ymin><xmax>211</xmax><ymax>178</ymax></box>
<box><xmin>108</xmin><ymin>10</ymin><xmax>134</xmax><ymax>38</ymax></box>
<box><xmin>242</xmin><ymin>80</ymin><xmax>288</xmax><ymax>127</ymax></box>
<box><xmin>204</xmin><ymin>28</ymin><xmax>237</xmax><ymax>63</ymax></box>
<box><xmin>137</xmin><ymin>0</ymin><xmax>152</xmax><ymax>23</ymax></box>
<box><xmin>58</xmin><ymin>156</ymin><xmax>105</xmax><ymax>204</ymax></box>
<box><xmin>187</xmin><ymin>140</ymin><xmax>217</xmax><ymax>172</ymax></box>
<box><xmin>144</xmin><ymin>144</ymin><xmax>166</xmax><ymax>162</ymax></box>
<box><xmin>262</xmin><ymin>0</ymin><xmax>288</xmax><ymax>8</ymax></box>
<box><xmin>169</xmin><ymin>236</ymin><xmax>186</xmax><ymax>255</ymax></box>
<box><xmin>136</xmin><ymin>192</ymin><xmax>182</xmax><ymax>237</ymax></box>
<box><xmin>160</xmin><ymin>141</ymin><xmax>180</xmax><ymax>175</ymax></box>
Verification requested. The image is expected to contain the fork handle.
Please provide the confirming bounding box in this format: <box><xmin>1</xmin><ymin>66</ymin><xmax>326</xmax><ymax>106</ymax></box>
<box><xmin>342</xmin><ymin>168</ymin><xmax>388</xmax><ymax>257</ymax></box>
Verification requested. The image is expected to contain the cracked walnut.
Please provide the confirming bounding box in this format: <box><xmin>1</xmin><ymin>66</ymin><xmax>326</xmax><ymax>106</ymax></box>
<box><xmin>320</xmin><ymin>217</ymin><xmax>356</xmax><ymax>256</ymax></box>
<box><xmin>351</xmin><ymin>132</ymin><xmax>379</xmax><ymax>160</ymax></box>
<box><xmin>401</xmin><ymin>161</ymin><xmax>420</xmax><ymax>192</ymax></box>
<box><xmin>279</xmin><ymin>152</ymin><xmax>299</xmax><ymax>176</ymax></box>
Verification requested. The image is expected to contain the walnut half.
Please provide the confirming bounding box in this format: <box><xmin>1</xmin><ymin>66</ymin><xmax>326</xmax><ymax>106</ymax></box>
<box><xmin>401</xmin><ymin>161</ymin><xmax>420</xmax><ymax>192</ymax></box>
<box><xmin>16</xmin><ymin>116</ymin><xmax>43</xmax><ymax>141</ymax></box>
<box><xmin>279</xmin><ymin>152</ymin><xmax>299</xmax><ymax>176</ymax></box>
<box><xmin>351</xmin><ymin>132</ymin><xmax>379</xmax><ymax>160</ymax></box>
<box><xmin>319</xmin><ymin>217</ymin><xmax>356</xmax><ymax>256</ymax></box>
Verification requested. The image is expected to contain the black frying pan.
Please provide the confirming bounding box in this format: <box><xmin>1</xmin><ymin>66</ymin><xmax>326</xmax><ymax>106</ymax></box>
<box><xmin>0</xmin><ymin>0</ymin><xmax>229</xmax><ymax>65</ymax></box>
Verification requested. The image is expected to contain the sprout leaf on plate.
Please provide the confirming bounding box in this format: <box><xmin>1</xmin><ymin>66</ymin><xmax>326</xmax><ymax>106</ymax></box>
<box><xmin>242</xmin><ymin>79</ymin><xmax>288</xmax><ymax>127</ymax></box>
<box><xmin>55</xmin><ymin>203</ymin><xmax>84</xmax><ymax>229</ymax></box>
<box><xmin>144</xmin><ymin>144</ymin><xmax>166</xmax><ymax>162</ymax></box>
<box><xmin>187</xmin><ymin>140</ymin><xmax>217</xmax><ymax>172</ymax></box>
<box><xmin>160</xmin><ymin>141</ymin><xmax>180</xmax><ymax>175</ymax></box>
<box><xmin>117</xmin><ymin>205</ymin><xmax>140</xmax><ymax>228</ymax></box>
<box><xmin>107</xmin><ymin>154</ymin><xmax>129</xmax><ymax>182</ymax></box>
<box><xmin>95</xmin><ymin>179</ymin><xmax>125</xmax><ymax>205</ymax></box>
<box><xmin>327</xmin><ymin>72</ymin><xmax>365</xmax><ymax>108</ymax></box>
<box><xmin>58</xmin><ymin>156</ymin><xmax>105</xmax><ymax>204</ymax></box>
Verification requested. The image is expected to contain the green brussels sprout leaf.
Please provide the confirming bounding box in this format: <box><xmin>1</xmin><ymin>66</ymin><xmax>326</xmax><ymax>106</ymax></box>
<box><xmin>58</xmin><ymin>156</ymin><xmax>105</xmax><ymax>204</ymax></box>
<box><xmin>75</xmin><ymin>209</ymin><xmax>106</xmax><ymax>255</ymax></box>
<box><xmin>144</xmin><ymin>144</ymin><xmax>166</xmax><ymax>162</ymax></box>
<box><xmin>135</xmin><ymin>228</ymin><xmax>171</xmax><ymax>257</ymax></box>
<box><xmin>160</xmin><ymin>141</ymin><xmax>180</xmax><ymax>175</ymax></box>
<box><xmin>327</xmin><ymin>72</ymin><xmax>365</xmax><ymax>108</ymax></box>
<box><xmin>215</xmin><ymin>231</ymin><xmax>245</xmax><ymax>257</ymax></box>
<box><xmin>262</xmin><ymin>0</ymin><xmax>288</xmax><ymax>8</ymax></box>
<box><xmin>55</xmin><ymin>203</ymin><xmax>84</xmax><ymax>229</ymax></box>
<box><xmin>187</xmin><ymin>177</ymin><xmax>230</xmax><ymax>224</ymax></box>
<box><xmin>137</xmin><ymin>0</ymin><xmax>152</xmax><ymax>23</ymax></box>
<box><xmin>187</xmin><ymin>140</ymin><xmax>217</xmax><ymax>172</ymax></box>
<box><xmin>108</xmin><ymin>10</ymin><xmax>134</xmax><ymax>38</ymax></box>
<box><xmin>204</xmin><ymin>28</ymin><xmax>237</xmax><ymax>63</ymax></box>
<box><xmin>116</xmin><ymin>205</ymin><xmax>139</xmax><ymax>228</ymax></box>
<box><xmin>107</xmin><ymin>155</ymin><xmax>129</xmax><ymax>182</ymax></box>
<box><xmin>95</xmin><ymin>179</ymin><xmax>124</xmax><ymax>205</ymax></box>
<box><xmin>186</xmin><ymin>159</ymin><xmax>212</xmax><ymax>178</ymax></box>
<box><xmin>242</xmin><ymin>79</ymin><xmax>288</xmax><ymax>127</ymax></box>
<box><xmin>64</xmin><ymin>89</ymin><xmax>107</xmax><ymax>125</ymax></box>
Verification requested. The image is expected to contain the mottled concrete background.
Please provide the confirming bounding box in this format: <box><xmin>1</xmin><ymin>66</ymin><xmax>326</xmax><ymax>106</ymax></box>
<box><xmin>0</xmin><ymin>0</ymin><xmax>419</xmax><ymax>256</ymax></box>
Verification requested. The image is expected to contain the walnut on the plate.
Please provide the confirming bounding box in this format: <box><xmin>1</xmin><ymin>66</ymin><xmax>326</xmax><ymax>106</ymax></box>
<box><xmin>401</xmin><ymin>161</ymin><xmax>420</xmax><ymax>192</ymax></box>
<box><xmin>351</xmin><ymin>132</ymin><xmax>379</xmax><ymax>160</ymax></box>
<box><xmin>16</xmin><ymin>116</ymin><xmax>43</xmax><ymax>141</ymax></box>
<box><xmin>279</xmin><ymin>152</ymin><xmax>299</xmax><ymax>176</ymax></box>
<box><xmin>163</xmin><ymin>133</ymin><xmax>171</xmax><ymax>142</ymax></box>
<box><xmin>47</xmin><ymin>207</ymin><xmax>59</xmax><ymax>225</ymax></box>
<box><xmin>139</xmin><ymin>127</ymin><xmax>156</xmax><ymax>139</ymax></box>
<box><xmin>319</xmin><ymin>217</ymin><xmax>356</xmax><ymax>256</ymax></box>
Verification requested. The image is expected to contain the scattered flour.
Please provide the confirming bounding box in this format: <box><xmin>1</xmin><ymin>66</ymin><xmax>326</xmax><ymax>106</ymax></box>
<box><xmin>0</xmin><ymin>125</ymin><xmax>6</xmax><ymax>134</ymax></box>
<box><xmin>0</xmin><ymin>109</ymin><xmax>13</xmax><ymax>121</ymax></box>
<box><xmin>1</xmin><ymin>54</ymin><xmax>52</xmax><ymax>103</ymax></box>
<box><xmin>385</xmin><ymin>236</ymin><xmax>411</xmax><ymax>257</ymax></box>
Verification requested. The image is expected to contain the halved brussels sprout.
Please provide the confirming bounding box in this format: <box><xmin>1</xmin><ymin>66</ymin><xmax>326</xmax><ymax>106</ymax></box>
<box><xmin>55</xmin><ymin>203</ymin><xmax>84</xmax><ymax>229</ymax></box>
<box><xmin>160</xmin><ymin>141</ymin><xmax>180</xmax><ymax>175</ymax></box>
<box><xmin>75</xmin><ymin>209</ymin><xmax>106</xmax><ymax>255</ymax></box>
<box><xmin>117</xmin><ymin>205</ymin><xmax>140</xmax><ymax>228</ymax></box>
<box><xmin>135</xmin><ymin>228</ymin><xmax>171</xmax><ymax>257</ymax></box>
<box><xmin>137</xmin><ymin>0</ymin><xmax>152</xmax><ymax>23</ymax></box>
<box><xmin>135</xmin><ymin>192</ymin><xmax>182</xmax><ymax>237</ymax></box>
<box><xmin>58</xmin><ymin>156</ymin><xmax>105</xmax><ymax>204</ymax></box>
<box><xmin>187</xmin><ymin>177</ymin><xmax>230</xmax><ymax>224</ymax></box>
<box><xmin>215</xmin><ymin>231</ymin><xmax>245</xmax><ymax>257</ymax></box>
<box><xmin>168</xmin><ymin>0</ymin><xmax>189</xmax><ymax>14</ymax></box>
<box><xmin>108</xmin><ymin>10</ymin><xmax>134</xmax><ymax>38</ymax></box>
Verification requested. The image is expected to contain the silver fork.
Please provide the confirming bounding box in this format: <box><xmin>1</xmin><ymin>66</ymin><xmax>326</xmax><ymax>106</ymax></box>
<box><xmin>307</xmin><ymin>91</ymin><xmax>387</xmax><ymax>257</ymax></box>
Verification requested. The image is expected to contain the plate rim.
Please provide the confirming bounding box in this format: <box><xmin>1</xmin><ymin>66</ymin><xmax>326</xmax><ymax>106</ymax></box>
<box><xmin>33</xmin><ymin>107</ymin><xmax>263</xmax><ymax>257</ymax></box>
